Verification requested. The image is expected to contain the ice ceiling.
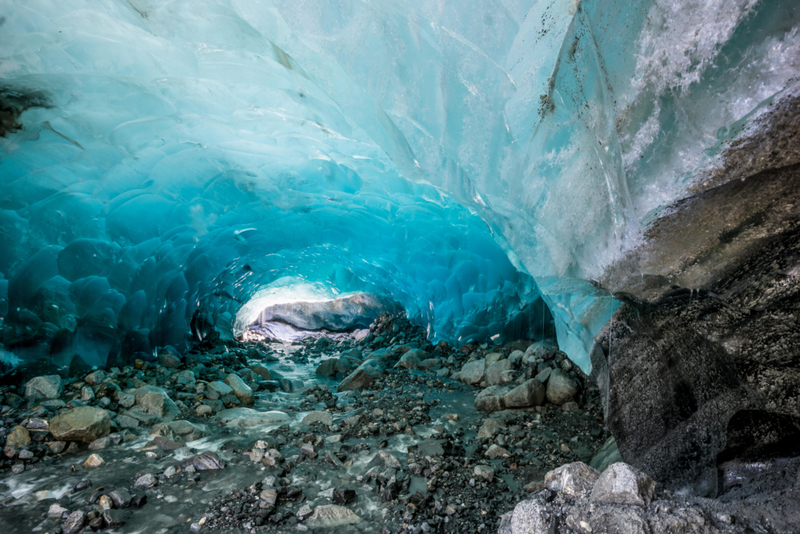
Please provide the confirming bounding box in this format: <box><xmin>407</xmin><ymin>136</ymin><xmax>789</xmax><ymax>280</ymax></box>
<box><xmin>1</xmin><ymin>0</ymin><xmax>798</xmax><ymax>372</ymax></box>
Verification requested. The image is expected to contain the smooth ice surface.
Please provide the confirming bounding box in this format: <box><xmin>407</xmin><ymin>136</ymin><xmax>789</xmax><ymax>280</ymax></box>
<box><xmin>1</xmin><ymin>0</ymin><xmax>797</xmax><ymax>372</ymax></box>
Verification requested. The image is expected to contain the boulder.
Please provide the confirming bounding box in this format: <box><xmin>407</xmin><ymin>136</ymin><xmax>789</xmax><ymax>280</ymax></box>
<box><xmin>215</xmin><ymin>408</ymin><xmax>289</xmax><ymax>427</ymax></box>
<box><xmin>508</xmin><ymin>350</ymin><xmax>525</xmax><ymax>366</ymax></box>
<box><xmin>486</xmin><ymin>444</ymin><xmax>511</xmax><ymax>458</ymax></box>
<box><xmin>545</xmin><ymin>368</ymin><xmax>578</xmax><ymax>405</ymax></box>
<box><xmin>224</xmin><ymin>374</ymin><xmax>254</xmax><ymax>406</ymax></box>
<box><xmin>510</xmin><ymin>498</ymin><xmax>548</xmax><ymax>534</ymax></box>
<box><xmin>6</xmin><ymin>425</ymin><xmax>31</xmax><ymax>448</ymax></box>
<box><xmin>485</xmin><ymin>352</ymin><xmax>504</xmax><ymax>367</ymax></box>
<box><xmin>24</xmin><ymin>375</ymin><xmax>63</xmax><ymax>401</ymax></box>
<box><xmin>63</xmin><ymin>510</ymin><xmax>86</xmax><ymax>534</ymax></box>
<box><xmin>303</xmin><ymin>411</ymin><xmax>334</xmax><ymax>427</ymax></box>
<box><xmin>477</xmin><ymin>418</ymin><xmax>506</xmax><ymax>439</ymax></box>
<box><xmin>395</xmin><ymin>348</ymin><xmax>425</xmax><ymax>369</ymax></box>
<box><xmin>84</xmin><ymin>371</ymin><xmax>107</xmax><ymax>386</ymax></box>
<box><xmin>316</xmin><ymin>358</ymin><xmax>351</xmax><ymax>377</ymax></box>
<box><xmin>249</xmin><ymin>365</ymin><xmax>271</xmax><ymax>380</ymax></box>
<box><xmin>590</xmin><ymin>462</ymin><xmax>656</xmax><ymax>506</ymax></box>
<box><xmin>460</xmin><ymin>359</ymin><xmax>486</xmax><ymax>385</ymax></box>
<box><xmin>485</xmin><ymin>359</ymin><xmax>515</xmax><ymax>386</ymax></box>
<box><xmin>207</xmin><ymin>381</ymin><xmax>233</xmax><ymax>396</ymax></box>
<box><xmin>134</xmin><ymin>386</ymin><xmax>180</xmax><ymax>419</ymax></box>
<box><xmin>150</xmin><ymin>420</ymin><xmax>206</xmax><ymax>442</ymax></box>
<box><xmin>183</xmin><ymin>451</ymin><xmax>225</xmax><ymax>471</ymax></box>
<box><xmin>338</xmin><ymin>362</ymin><xmax>381</xmax><ymax>391</ymax></box>
<box><xmin>50</xmin><ymin>407</ymin><xmax>111</xmax><ymax>443</ymax></box>
<box><xmin>534</xmin><ymin>367</ymin><xmax>552</xmax><ymax>384</ymax></box>
<box><xmin>504</xmin><ymin>379</ymin><xmax>546</xmax><ymax>408</ymax></box>
<box><xmin>474</xmin><ymin>464</ymin><xmax>495</xmax><ymax>482</ymax></box>
<box><xmin>544</xmin><ymin>462</ymin><xmax>599</xmax><ymax>497</ymax></box>
<box><xmin>157</xmin><ymin>346</ymin><xmax>181</xmax><ymax>368</ymax></box>
<box><xmin>305</xmin><ymin>505</ymin><xmax>361</xmax><ymax>528</ymax></box>
<box><xmin>83</xmin><ymin>453</ymin><xmax>104</xmax><ymax>467</ymax></box>
<box><xmin>475</xmin><ymin>385</ymin><xmax>508</xmax><ymax>412</ymax></box>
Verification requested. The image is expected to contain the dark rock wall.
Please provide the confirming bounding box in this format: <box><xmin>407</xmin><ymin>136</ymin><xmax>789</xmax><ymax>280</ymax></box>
<box><xmin>592</xmin><ymin>160</ymin><xmax>800</xmax><ymax>492</ymax></box>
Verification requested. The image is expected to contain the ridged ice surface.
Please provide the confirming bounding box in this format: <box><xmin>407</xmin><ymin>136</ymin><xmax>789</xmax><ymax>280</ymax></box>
<box><xmin>1</xmin><ymin>0</ymin><xmax>797</xmax><ymax>371</ymax></box>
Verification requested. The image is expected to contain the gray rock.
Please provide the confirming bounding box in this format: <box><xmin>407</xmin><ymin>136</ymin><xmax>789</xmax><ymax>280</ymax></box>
<box><xmin>183</xmin><ymin>451</ymin><xmax>225</xmax><ymax>471</ymax></box>
<box><xmin>485</xmin><ymin>352</ymin><xmax>504</xmax><ymax>367</ymax></box>
<box><xmin>223</xmin><ymin>374</ymin><xmax>254</xmax><ymax>406</ymax></box>
<box><xmin>207</xmin><ymin>380</ymin><xmax>232</xmax><ymax>397</ymax></box>
<box><xmin>473</xmin><ymin>464</ymin><xmax>495</xmax><ymax>482</ymax></box>
<box><xmin>134</xmin><ymin>386</ymin><xmax>180</xmax><ymax>419</ymax></box>
<box><xmin>338</xmin><ymin>364</ymin><xmax>380</xmax><ymax>391</ymax></box>
<box><xmin>486</xmin><ymin>444</ymin><xmax>511</xmax><ymax>458</ymax></box>
<box><xmin>48</xmin><ymin>503</ymin><xmax>68</xmax><ymax>519</ymax></box>
<box><xmin>315</xmin><ymin>358</ymin><xmax>351</xmax><ymax>377</ymax></box>
<box><xmin>475</xmin><ymin>385</ymin><xmax>508</xmax><ymax>412</ymax></box>
<box><xmin>395</xmin><ymin>348</ymin><xmax>425</xmax><ymax>369</ymax></box>
<box><xmin>50</xmin><ymin>407</ymin><xmax>111</xmax><ymax>443</ymax></box>
<box><xmin>134</xmin><ymin>474</ymin><xmax>157</xmax><ymax>488</ymax></box>
<box><xmin>24</xmin><ymin>375</ymin><xmax>63</xmax><ymax>401</ymax></box>
<box><xmin>175</xmin><ymin>370</ymin><xmax>196</xmax><ymax>385</ymax></box>
<box><xmin>216</xmin><ymin>408</ymin><xmax>289</xmax><ymax>427</ymax></box>
<box><xmin>305</xmin><ymin>505</ymin><xmax>361</xmax><ymax>528</ymax></box>
<box><xmin>544</xmin><ymin>461</ymin><xmax>599</xmax><ymax>497</ymax></box>
<box><xmin>409</xmin><ymin>439</ymin><xmax>446</xmax><ymax>457</ymax></box>
<box><xmin>115</xmin><ymin>414</ymin><xmax>140</xmax><ymax>429</ymax></box>
<box><xmin>508</xmin><ymin>350</ymin><xmax>525</xmax><ymax>366</ymax></box>
<box><xmin>504</xmin><ymin>379</ymin><xmax>546</xmax><ymax>408</ymax></box>
<box><xmin>88</xmin><ymin>436</ymin><xmax>110</xmax><ymax>450</ymax></box>
<box><xmin>118</xmin><ymin>393</ymin><xmax>136</xmax><ymax>409</ymax></box>
<box><xmin>375</xmin><ymin>450</ymin><xmax>401</xmax><ymax>469</ymax></box>
<box><xmin>259</xmin><ymin>488</ymin><xmax>278</xmax><ymax>505</ymax></box>
<box><xmin>534</xmin><ymin>367</ymin><xmax>552</xmax><ymax>384</ymax></box>
<box><xmin>102</xmin><ymin>509</ymin><xmax>127</xmax><ymax>528</ymax></box>
<box><xmin>545</xmin><ymin>368</ymin><xmax>578</xmax><ymax>405</ymax></box>
<box><xmin>6</xmin><ymin>425</ymin><xmax>31</xmax><ymax>448</ymax></box>
<box><xmin>84</xmin><ymin>370</ymin><xmax>107</xmax><ymax>386</ymax></box>
<box><xmin>301</xmin><ymin>443</ymin><xmax>317</xmax><ymax>458</ymax></box>
<box><xmin>108</xmin><ymin>488</ymin><xmax>132</xmax><ymax>508</ymax></box>
<box><xmin>302</xmin><ymin>410</ymin><xmax>333</xmax><ymax>427</ymax></box>
<box><xmin>460</xmin><ymin>359</ymin><xmax>486</xmax><ymax>385</ymax></box>
<box><xmin>590</xmin><ymin>505</ymin><xmax>649</xmax><ymax>534</ymax></box>
<box><xmin>510</xmin><ymin>498</ymin><xmax>548</xmax><ymax>534</ymax></box>
<box><xmin>46</xmin><ymin>441</ymin><xmax>67</xmax><ymax>454</ymax></box>
<box><xmin>477</xmin><ymin>418</ymin><xmax>506</xmax><ymax>439</ymax></box>
<box><xmin>590</xmin><ymin>462</ymin><xmax>656</xmax><ymax>506</ymax></box>
<box><xmin>150</xmin><ymin>420</ymin><xmax>206</xmax><ymax>442</ymax></box>
<box><xmin>157</xmin><ymin>346</ymin><xmax>182</xmax><ymax>368</ymax></box>
<box><xmin>63</xmin><ymin>510</ymin><xmax>86</xmax><ymax>534</ymax></box>
<box><xmin>249</xmin><ymin>364</ymin><xmax>271</xmax><ymax>380</ymax></box>
<box><xmin>485</xmin><ymin>359</ymin><xmax>515</xmax><ymax>386</ymax></box>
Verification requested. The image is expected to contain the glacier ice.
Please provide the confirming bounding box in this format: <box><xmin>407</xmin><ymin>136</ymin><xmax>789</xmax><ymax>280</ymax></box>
<box><xmin>0</xmin><ymin>0</ymin><xmax>797</xmax><ymax>373</ymax></box>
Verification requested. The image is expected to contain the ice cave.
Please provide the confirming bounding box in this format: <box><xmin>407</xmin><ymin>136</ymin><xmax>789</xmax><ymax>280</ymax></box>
<box><xmin>0</xmin><ymin>0</ymin><xmax>799</xmax><ymax>532</ymax></box>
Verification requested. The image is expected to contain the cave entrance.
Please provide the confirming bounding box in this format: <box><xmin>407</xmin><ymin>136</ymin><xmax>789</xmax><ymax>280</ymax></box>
<box><xmin>235</xmin><ymin>282</ymin><xmax>402</xmax><ymax>342</ymax></box>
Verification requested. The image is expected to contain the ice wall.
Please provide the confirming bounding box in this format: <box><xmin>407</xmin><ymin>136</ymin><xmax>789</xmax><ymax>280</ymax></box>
<box><xmin>0</xmin><ymin>0</ymin><xmax>548</xmax><ymax>372</ymax></box>
<box><xmin>1</xmin><ymin>0</ymin><xmax>797</xmax><ymax>372</ymax></box>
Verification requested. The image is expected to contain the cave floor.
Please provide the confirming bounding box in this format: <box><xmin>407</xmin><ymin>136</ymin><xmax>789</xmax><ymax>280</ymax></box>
<box><xmin>0</xmin><ymin>327</ymin><xmax>608</xmax><ymax>534</ymax></box>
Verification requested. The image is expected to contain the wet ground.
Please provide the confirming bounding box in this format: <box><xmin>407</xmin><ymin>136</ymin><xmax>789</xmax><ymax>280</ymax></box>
<box><xmin>0</xmin><ymin>317</ymin><xmax>608</xmax><ymax>534</ymax></box>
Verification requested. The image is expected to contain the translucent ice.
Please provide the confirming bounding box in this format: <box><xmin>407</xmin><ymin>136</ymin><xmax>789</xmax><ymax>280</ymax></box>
<box><xmin>0</xmin><ymin>0</ymin><xmax>796</xmax><ymax>373</ymax></box>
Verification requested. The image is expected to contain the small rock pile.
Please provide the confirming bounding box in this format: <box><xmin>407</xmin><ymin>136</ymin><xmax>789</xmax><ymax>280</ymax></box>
<box><xmin>499</xmin><ymin>460</ymin><xmax>800</xmax><ymax>534</ymax></box>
